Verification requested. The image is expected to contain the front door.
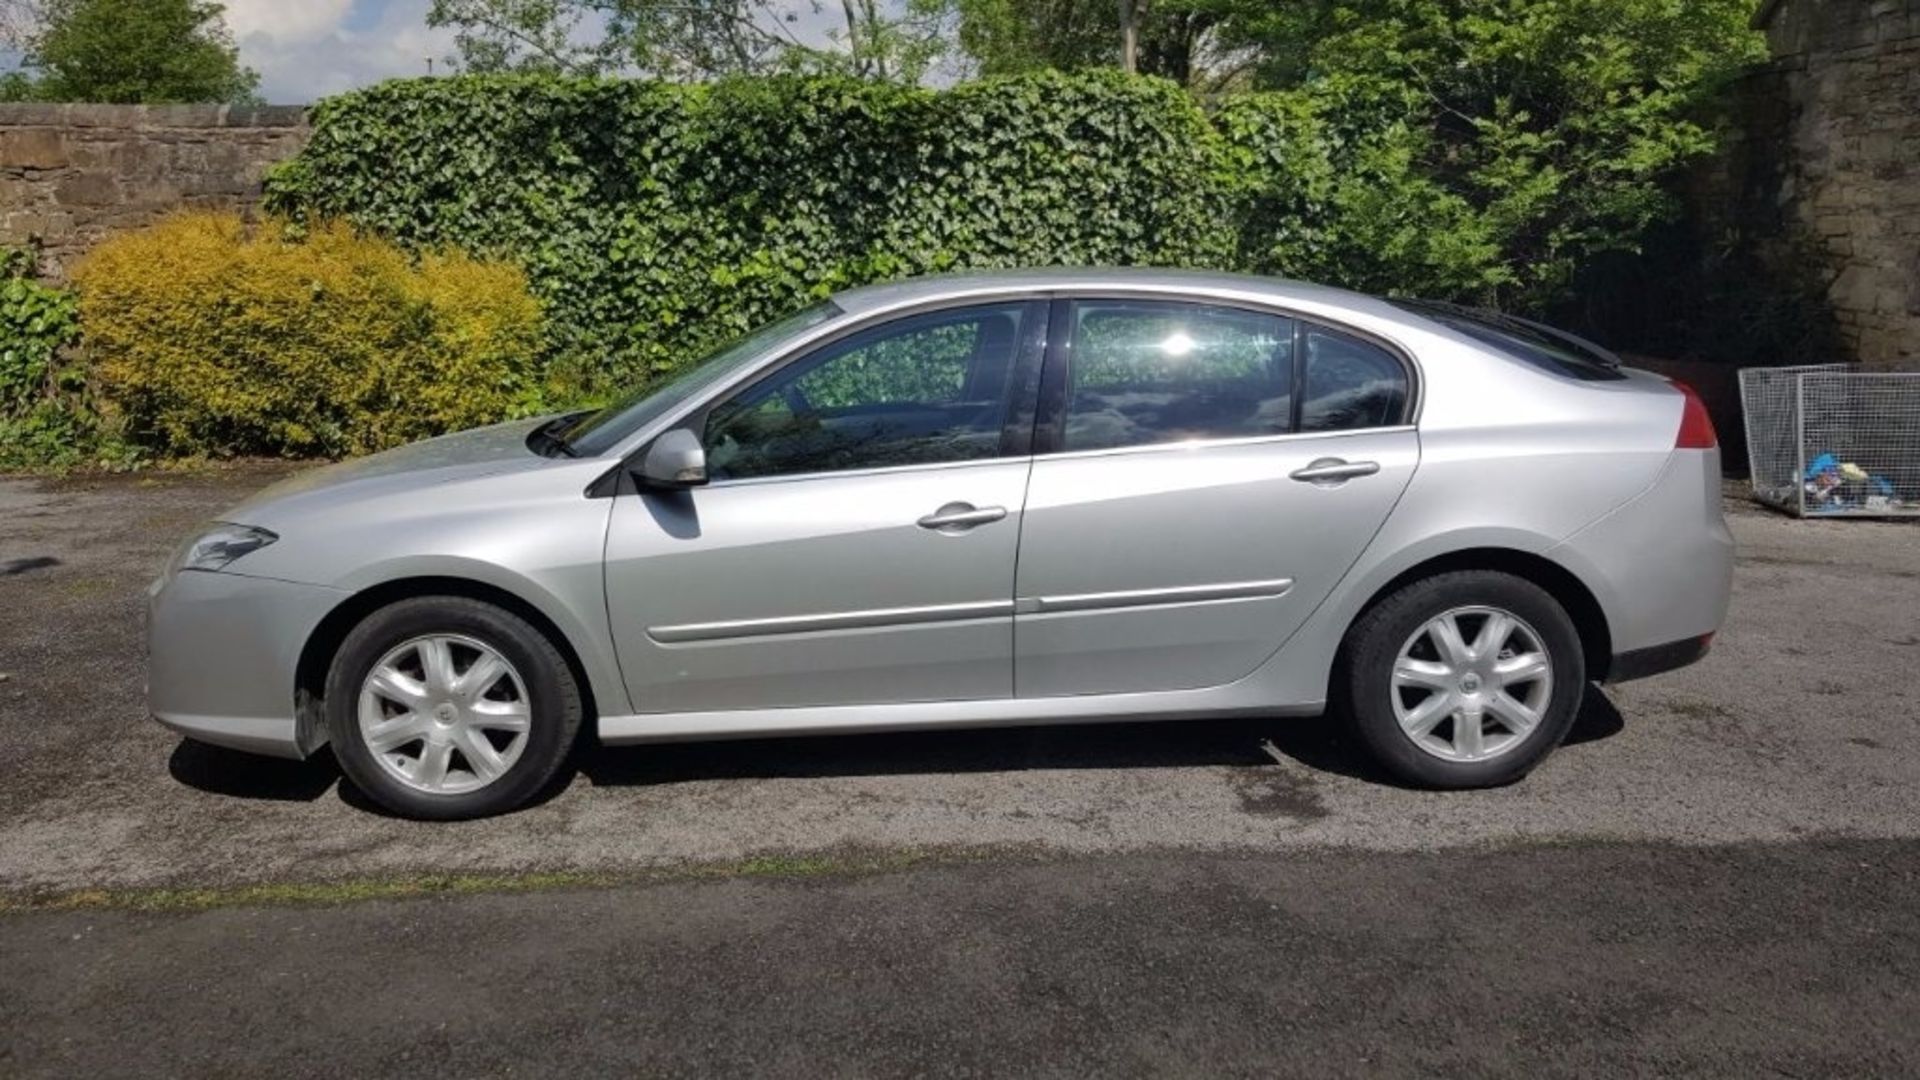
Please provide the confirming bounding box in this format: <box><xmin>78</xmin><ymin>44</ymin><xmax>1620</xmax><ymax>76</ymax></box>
<box><xmin>605</xmin><ymin>300</ymin><xmax>1047</xmax><ymax>714</ymax></box>
<box><xmin>1013</xmin><ymin>299</ymin><xmax>1420</xmax><ymax>697</ymax></box>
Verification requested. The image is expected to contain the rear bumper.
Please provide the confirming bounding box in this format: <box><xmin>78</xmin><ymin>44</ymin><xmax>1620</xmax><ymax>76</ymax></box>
<box><xmin>1606</xmin><ymin>633</ymin><xmax>1714</xmax><ymax>684</ymax></box>
<box><xmin>1552</xmin><ymin>447</ymin><xmax>1733</xmax><ymax>658</ymax></box>
<box><xmin>147</xmin><ymin>567</ymin><xmax>344</xmax><ymax>759</ymax></box>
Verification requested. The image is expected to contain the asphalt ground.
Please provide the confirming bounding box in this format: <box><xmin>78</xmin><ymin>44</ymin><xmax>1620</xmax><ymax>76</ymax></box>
<box><xmin>1</xmin><ymin>841</ymin><xmax>1916</xmax><ymax>1078</ymax></box>
<box><xmin>1</xmin><ymin>466</ymin><xmax>1917</xmax><ymax>1076</ymax></box>
<box><xmin>1</xmin><ymin>467</ymin><xmax>1916</xmax><ymax>891</ymax></box>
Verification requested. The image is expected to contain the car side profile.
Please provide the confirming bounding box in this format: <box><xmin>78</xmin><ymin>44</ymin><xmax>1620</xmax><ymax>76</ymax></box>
<box><xmin>147</xmin><ymin>269</ymin><xmax>1733</xmax><ymax>819</ymax></box>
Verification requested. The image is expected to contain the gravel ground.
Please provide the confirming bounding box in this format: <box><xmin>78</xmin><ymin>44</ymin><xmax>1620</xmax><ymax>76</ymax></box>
<box><xmin>1</xmin><ymin>467</ymin><xmax>1916</xmax><ymax>894</ymax></box>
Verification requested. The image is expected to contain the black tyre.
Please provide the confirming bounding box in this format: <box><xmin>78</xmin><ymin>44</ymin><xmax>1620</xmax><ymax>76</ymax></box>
<box><xmin>326</xmin><ymin>596</ymin><xmax>583</xmax><ymax>819</ymax></box>
<box><xmin>1341</xmin><ymin>570</ymin><xmax>1585</xmax><ymax>789</ymax></box>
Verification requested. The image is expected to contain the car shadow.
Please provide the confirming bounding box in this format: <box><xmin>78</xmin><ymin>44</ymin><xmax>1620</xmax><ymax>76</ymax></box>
<box><xmin>168</xmin><ymin>739</ymin><xmax>341</xmax><ymax>801</ymax></box>
<box><xmin>580</xmin><ymin>715</ymin><xmax>1300</xmax><ymax>788</ymax></box>
<box><xmin>165</xmin><ymin>685</ymin><xmax>1627</xmax><ymax>806</ymax></box>
<box><xmin>1564</xmin><ymin>684</ymin><xmax>1626</xmax><ymax>746</ymax></box>
<box><xmin>1</xmin><ymin>555</ymin><xmax>60</xmax><ymax>577</ymax></box>
<box><xmin>576</xmin><ymin>684</ymin><xmax>1626</xmax><ymax>790</ymax></box>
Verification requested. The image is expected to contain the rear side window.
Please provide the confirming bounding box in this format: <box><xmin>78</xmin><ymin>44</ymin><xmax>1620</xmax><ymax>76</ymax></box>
<box><xmin>1394</xmin><ymin>298</ymin><xmax>1626</xmax><ymax>382</ymax></box>
<box><xmin>1300</xmin><ymin>328</ymin><xmax>1410</xmax><ymax>432</ymax></box>
<box><xmin>1062</xmin><ymin>300</ymin><xmax>1295</xmax><ymax>452</ymax></box>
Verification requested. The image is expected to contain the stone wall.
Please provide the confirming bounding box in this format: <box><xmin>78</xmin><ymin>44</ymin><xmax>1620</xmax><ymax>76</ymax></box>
<box><xmin>1756</xmin><ymin>0</ymin><xmax>1920</xmax><ymax>369</ymax></box>
<box><xmin>0</xmin><ymin>103</ymin><xmax>309</xmax><ymax>278</ymax></box>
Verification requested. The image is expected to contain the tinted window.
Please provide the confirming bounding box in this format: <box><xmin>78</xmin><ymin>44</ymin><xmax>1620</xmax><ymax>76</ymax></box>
<box><xmin>1063</xmin><ymin>300</ymin><xmax>1295</xmax><ymax>451</ymax></box>
<box><xmin>702</xmin><ymin>303</ymin><xmax>1039</xmax><ymax>480</ymax></box>
<box><xmin>1392</xmin><ymin>298</ymin><xmax>1625</xmax><ymax>382</ymax></box>
<box><xmin>1300</xmin><ymin>328</ymin><xmax>1409</xmax><ymax>432</ymax></box>
<box><xmin>561</xmin><ymin>302</ymin><xmax>842</xmax><ymax>458</ymax></box>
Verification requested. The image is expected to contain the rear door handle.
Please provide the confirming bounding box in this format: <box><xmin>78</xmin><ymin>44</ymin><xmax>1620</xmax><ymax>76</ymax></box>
<box><xmin>917</xmin><ymin>502</ymin><xmax>1008</xmax><ymax>532</ymax></box>
<box><xmin>1289</xmin><ymin>458</ymin><xmax>1380</xmax><ymax>486</ymax></box>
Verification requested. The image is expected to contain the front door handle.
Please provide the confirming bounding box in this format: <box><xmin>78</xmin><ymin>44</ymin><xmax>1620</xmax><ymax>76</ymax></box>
<box><xmin>1289</xmin><ymin>458</ymin><xmax>1381</xmax><ymax>486</ymax></box>
<box><xmin>917</xmin><ymin>502</ymin><xmax>1008</xmax><ymax>533</ymax></box>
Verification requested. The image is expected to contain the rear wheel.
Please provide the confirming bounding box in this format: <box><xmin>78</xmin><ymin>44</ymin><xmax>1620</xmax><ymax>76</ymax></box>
<box><xmin>326</xmin><ymin>596</ymin><xmax>582</xmax><ymax>819</ymax></box>
<box><xmin>1341</xmin><ymin>570</ymin><xmax>1585</xmax><ymax>788</ymax></box>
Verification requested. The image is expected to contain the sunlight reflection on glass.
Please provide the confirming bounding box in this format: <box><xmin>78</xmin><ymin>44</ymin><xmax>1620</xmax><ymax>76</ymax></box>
<box><xmin>1160</xmin><ymin>330</ymin><xmax>1196</xmax><ymax>357</ymax></box>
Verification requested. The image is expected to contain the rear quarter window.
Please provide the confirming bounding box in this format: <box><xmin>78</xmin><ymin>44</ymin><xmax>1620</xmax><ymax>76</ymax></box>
<box><xmin>1300</xmin><ymin>327</ymin><xmax>1410</xmax><ymax>432</ymax></box>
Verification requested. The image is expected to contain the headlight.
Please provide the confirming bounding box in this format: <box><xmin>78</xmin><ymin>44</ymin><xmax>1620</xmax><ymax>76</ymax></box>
<box><xmin>178</xmin><ymin>523</ymin><xmax>278</xmax><ymax>572</ymax></box>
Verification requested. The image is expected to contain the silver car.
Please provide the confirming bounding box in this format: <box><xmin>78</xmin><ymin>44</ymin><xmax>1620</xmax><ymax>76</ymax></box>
<box><xmin>148</xmin><ymin>269</ymin><xmax>1733</xmax><ymax>818</ymax></box>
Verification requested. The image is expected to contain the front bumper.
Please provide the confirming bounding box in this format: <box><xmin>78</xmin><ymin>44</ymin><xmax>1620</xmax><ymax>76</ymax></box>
<box><xmin>147</xmin><ymin>567</ymin><xmax>345</xmax><ymax>759</ymax></box>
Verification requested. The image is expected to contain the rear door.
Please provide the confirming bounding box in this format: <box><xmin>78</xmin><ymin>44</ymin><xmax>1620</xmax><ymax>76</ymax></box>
<box><xmin>1013</xmin><ymin>298</ymin><xmax>1420</xmax><ymax>697</ymax></box>
<box><xmin>604</xmin><ymin>300</ymin><xmax>1048</xmax><ymax>714</ymax></box>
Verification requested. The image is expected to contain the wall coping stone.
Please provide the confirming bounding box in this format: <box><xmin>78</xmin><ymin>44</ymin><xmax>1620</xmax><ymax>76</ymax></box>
<box><xmin>0</xmin><ymin>103</ymin><xmax>308</xmax><ymax>129</ymax></box>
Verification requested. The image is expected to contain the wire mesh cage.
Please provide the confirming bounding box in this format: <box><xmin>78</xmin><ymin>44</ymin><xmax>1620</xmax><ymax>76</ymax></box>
<box><xmin>1739</xmin><ymin>364</ymin><xmax>1920</xmax><ymax>517</ymax></box>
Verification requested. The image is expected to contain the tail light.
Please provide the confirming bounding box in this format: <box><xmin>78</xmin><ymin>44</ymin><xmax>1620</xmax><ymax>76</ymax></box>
<box><xmin>1671</xmin><ymin>380</ymin><xmax>1718</xmax><ymax>449</ymax></box>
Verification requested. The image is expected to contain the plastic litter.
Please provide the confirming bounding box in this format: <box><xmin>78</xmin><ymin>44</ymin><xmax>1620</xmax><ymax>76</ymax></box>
<box><xmin>1802</xmin><ymin>451</ymin><xmax>1908</xmax><ymax>513</ymax></box>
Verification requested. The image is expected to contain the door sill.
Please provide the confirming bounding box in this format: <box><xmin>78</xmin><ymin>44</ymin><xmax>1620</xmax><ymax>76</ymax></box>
<box><xmin>597</xmin><ymin>691</ymin><xmax>1323</xmax><ymax>745</ymax></box>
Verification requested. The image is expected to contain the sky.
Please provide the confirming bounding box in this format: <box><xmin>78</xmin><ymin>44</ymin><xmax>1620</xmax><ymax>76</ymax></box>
<box><xmin>224</xmin><ymin>0</ymin><xmax>453</xmax><ymax>103</ymax></box>
<box><xmin>224</xmin><ymin>0</ymin><xmax>852</xmax><ymax>105</ymax></box>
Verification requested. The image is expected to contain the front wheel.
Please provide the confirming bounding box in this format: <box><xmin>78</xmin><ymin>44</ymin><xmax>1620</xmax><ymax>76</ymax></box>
<box><xmin>326</xmin><ymin>596</ymin><xmax>583</xmax><ymax>819</ymax></box>
<box><xmin>1340</xmin><ymin>570</ymin><xmax>1585</xmax><ymax>789</ymax></box>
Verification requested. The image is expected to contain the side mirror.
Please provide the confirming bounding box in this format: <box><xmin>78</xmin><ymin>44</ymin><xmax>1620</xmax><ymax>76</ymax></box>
<box><xmin>639</xmin><ymin>428</ymin><xmax>708</xmax><ymax>488</ymax></box>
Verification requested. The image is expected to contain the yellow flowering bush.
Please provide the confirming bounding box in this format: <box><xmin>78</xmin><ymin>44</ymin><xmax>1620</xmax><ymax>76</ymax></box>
<box><xmin>74</xmin><ymin>212</ymin><xmax>546</xmax><ymax>457</ymax></box>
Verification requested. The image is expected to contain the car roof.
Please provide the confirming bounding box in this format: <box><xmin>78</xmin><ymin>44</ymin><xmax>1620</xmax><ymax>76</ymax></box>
<box><xmin>830</xmin><ymin>267</ymin><xmax>1406</xmax><ymax>321</ymax></box>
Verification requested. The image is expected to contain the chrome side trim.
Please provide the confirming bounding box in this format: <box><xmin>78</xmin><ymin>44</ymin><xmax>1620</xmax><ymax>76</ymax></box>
<box><xmin>1022</xmin><ymin>578</ymin><xmax>1293</xmax><ymax>614</ymax></box>
<box><xmin>701</xmin><ymin>429</ymin><xmax>1420</xmax><ymax>490</ymax></box>
<box><xmin>649</xmin><ymin>580</ymin><xmax>1293</xmax><ymax>642</ymax></box>
<box><xmin>1030</xmin><ymin>429</ymin><xmax>1412</xmax><ymax>466</ymax></box>
<box><xmin>706</xmin><ymin>454</ymin><xmax>1021</xmax><ymax>490</ymax></box>
<box><xmin>649</xmin><ymin>599</ymin><xmax>1015</xmax><ymax>644</ymax></box>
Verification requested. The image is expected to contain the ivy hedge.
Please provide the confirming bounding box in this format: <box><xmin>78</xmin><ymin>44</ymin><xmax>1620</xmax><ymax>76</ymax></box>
<box><xmin>260</xmin><ymin>68</ymin><xmax>1714</xmax><ymax>403</ymax></box>
<box><xmin>267</xmin><ymin>72</ymin><xmax>1234</xmax><ymax>395</ymax></box>
<box><xmin>0</xmin><ymin>247</ymin><xmax>109</xmax><ymax>469</ymax></box>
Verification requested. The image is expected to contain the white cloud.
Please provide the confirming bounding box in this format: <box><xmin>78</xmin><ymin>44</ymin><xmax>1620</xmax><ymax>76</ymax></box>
<box><xmin>224</xmin><ymin>0</ymin><xmax>356</xmax><ymax>45</ymax></box>
<box><xmin>222</xmin><ymin>0</ymin><xmax>937</xmax><ymax>103</ymax></box>
<box><xmin>228</xmin><ymin>0</ymin><xmax>458</xmax><ymax>104</ymax></box>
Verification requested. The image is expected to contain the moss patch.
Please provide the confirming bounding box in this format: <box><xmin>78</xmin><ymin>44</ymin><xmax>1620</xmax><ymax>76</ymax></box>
<box><xmin>0</xmin><ymin>845</ymin><xmax>1027</xmax><ymax>915</ymax></box>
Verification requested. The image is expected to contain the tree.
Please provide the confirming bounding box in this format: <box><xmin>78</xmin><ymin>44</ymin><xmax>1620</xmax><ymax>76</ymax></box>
<box><xmin>427</xmin><ymin>0</ymin><xmax>949</xmax><ymax>82</ymax></box>
<box><xmin>816</xmin><ymin>0</ymin><xmax>952</xmax><ymax>81</ymax></box>
<box><xmin>1219</xmin><ymin>0</ymin><xmax>1769</xmax><ymax>307</ymax></box>
<box><xmin>933</xmin><ymin>0</ymin><xmax>1252</xmax><ymax>91</ymax></box>
<box><xmin>5</xmin><ymin>0</ymin><xmax>257</xmax><ymax>104</ymax></box>
<box><xmin>935</xmin><ymin>0</ymin><xmax>1114</xmax><ymax>76</ymax></box>
<box><xmin>0</xmin><ymin>0</ymin><xmax>42</xmax><ymax>50</ymax></box>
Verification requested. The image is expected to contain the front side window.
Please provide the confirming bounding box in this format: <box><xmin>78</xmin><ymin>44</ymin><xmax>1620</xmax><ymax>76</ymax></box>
<box><xmin>702</xmin><ymin>302</ymin><xmax>1041</xmax><ymax>481</ymax></box>
<box><xmin>1300</xmin><ymin>327</ymin><xmax>1410</xmax><ymax>432</ymax></box>
<box><xmin>1062</xmin><ymin>300</ymin><xmax>1296</xmax><ymax>452</ymax></box>
<box><xmin>560</xmin><ymin>302</ymin><xmax>842</xmax><ymax>458</ymax></box>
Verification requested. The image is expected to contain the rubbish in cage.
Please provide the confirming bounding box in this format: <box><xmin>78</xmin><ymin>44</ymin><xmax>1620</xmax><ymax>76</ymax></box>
<box><xmin>1738</xmin><ymin>365</ymin><xmax>1920</xmax><ymax>518</ymax></box>
<box><xmin>1802</xmin><ymin>452</ymin><xmax>1902</xmax><ymax>514</ymax></box>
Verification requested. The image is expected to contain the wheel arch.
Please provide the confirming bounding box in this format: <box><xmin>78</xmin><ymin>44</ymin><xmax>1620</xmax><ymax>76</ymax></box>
<box><xmin>294</xmin><ymin>576</ymin><xmax>604</xmax><ymax>754</ymax></box>
<box><xmin>1341</xmin><ymin>547</ymin><xmax>1613</xmax><ymax>678</ymax></box>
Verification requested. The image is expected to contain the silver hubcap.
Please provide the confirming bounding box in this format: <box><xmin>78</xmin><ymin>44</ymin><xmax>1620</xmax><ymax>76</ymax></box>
<box><xmin>1391</xmin><ymin>606</ymin><xmax>1553</xmax><ymax>763</ymax></box>
<box><xmin>357</xmin><ymin>634</ymin><xmax>531</xmax><ymax>795</ymax></box>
